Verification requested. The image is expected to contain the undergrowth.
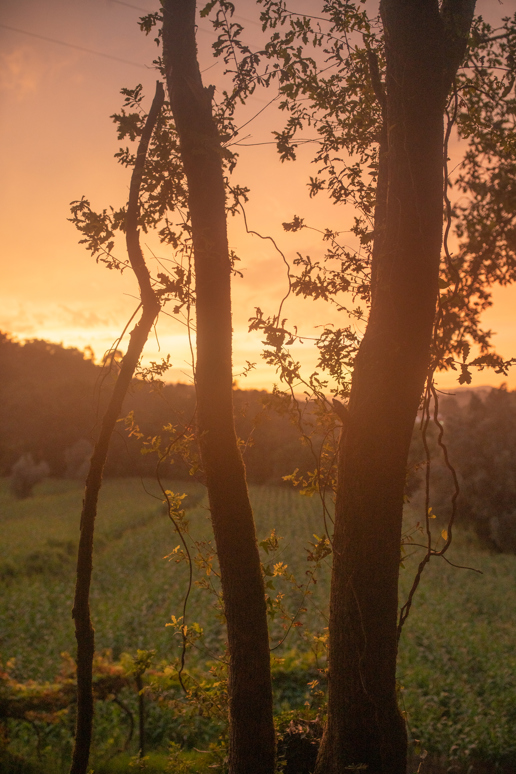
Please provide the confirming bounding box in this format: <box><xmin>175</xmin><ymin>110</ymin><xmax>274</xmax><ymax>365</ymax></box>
<box><xmin>1</xmin><ymin>479</ymin><xmax>516</xmax><ymax>772</ymax></box>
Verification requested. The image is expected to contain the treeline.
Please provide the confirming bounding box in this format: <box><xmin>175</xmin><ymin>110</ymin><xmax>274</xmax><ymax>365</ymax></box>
<box><xmin>0</xmin><ymin>333</ymin><xmax>315</xmax><ymax>485</ymax></box>
<box><xmin>410</xmin><ymin>386</ymin><xmax>516</xmax><ymax>553</ymax></box>
<box><xmin>3</xmin><ymin>332</ymin><xmax>516</xmax><ymax>551</ymax></box>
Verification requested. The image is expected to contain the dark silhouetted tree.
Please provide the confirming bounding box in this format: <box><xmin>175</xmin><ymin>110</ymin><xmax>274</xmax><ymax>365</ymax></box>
<box><xmin>211</xmin><ymin>2</ymin><xmax>478</xmax><ymax>771</ymax></box>
<box><xmin>161</xmin><ymin>3</ymin><xmax>275</xmax><ymax>772</ymax></box>
<box><xmin>314</xmin><ymin>3</ymin><xmax>476</xmax><ymax>770</ymax></box>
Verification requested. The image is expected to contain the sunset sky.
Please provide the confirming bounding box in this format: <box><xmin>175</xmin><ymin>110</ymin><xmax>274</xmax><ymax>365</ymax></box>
<box><xmin>2</xmin><ymin>0</ymin><xmax>516</xmax><ymax>392</ymax></box>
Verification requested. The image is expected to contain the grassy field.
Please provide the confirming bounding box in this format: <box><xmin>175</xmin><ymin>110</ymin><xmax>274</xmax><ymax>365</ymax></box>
<box><xmin>0</xmin><ymin>477</ymin><xmax>327</xmax><ymax>679</ymax></box>
<box><xmin>1</xmin><ymin>477</ymin><xmax>516</xmax><ymax>772</ymax></box>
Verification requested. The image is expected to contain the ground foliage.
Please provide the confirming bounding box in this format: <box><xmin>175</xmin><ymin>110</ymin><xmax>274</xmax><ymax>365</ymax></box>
<box><xmin>2</xmin><ymin>480</ymin><xmax>516</xmax><ymax>772</ymax></box>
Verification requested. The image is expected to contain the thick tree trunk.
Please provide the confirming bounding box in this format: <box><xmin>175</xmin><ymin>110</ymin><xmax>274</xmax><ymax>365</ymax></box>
<box><xmin>161</xmin><ymin>4</ymin><xmax>275</xmax><ymax>774</ymax></box>
<box><xmin>315</xmin><ymin>3</ymin><xmax>475</xmax><ymax>773</ymax></box>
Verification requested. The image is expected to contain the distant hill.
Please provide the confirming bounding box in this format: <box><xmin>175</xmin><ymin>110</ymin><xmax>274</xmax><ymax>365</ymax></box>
<box><xmin>0</xmin><ymin>333</ymin><xmax>316</xmax><ymax>484</ymax></box>
<box><xmin>436</xmin><ymin>384</ymin><xmax>495</xmax><ymax>410</ymax></box>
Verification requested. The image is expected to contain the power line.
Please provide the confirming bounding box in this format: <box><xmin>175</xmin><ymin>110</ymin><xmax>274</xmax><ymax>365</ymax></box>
<box><xmin>110</xmin><ymin>0</ymin><xmax>258</xmax><ymax>40</ymax></box>
<box><xmin>0</xmin><ymin>22</ymin><xmax>148</xmax><ymax>69</ymax></box>
<box><xmin>109</xmin><ymin>0</ymin><xmax>153</xmax><ymax>12</ymax></box>
<box><xmin>109</xmin><ymin>0</ymin><xmax>216</xmax><ymax>36</ymax></box>
<box><xmin>0</xmin><ymin>20</ymin><xmax>220</xmax><ymax>76</ymax></box>
<box><xmin>110</xmin><ymin>0</ymin><xmax>263</xmax><ymax>30</ymax></box>
<box><xmin>234</xmin><ymin>14</ymin><xmax>262</xmax><ymax>29</ymax></box>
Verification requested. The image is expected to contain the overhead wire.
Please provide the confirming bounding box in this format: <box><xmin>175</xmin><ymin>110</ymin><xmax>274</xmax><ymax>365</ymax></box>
<box><xmin>0</xmin><ymin>22</ymin><xmax>149</xmax><ymax>69</ymax></box>
<box><xmin>0</xmin><ymin>18</ymin><xmax>218</xmax><ymax>73</ymax></box>
<box><xmin>109</xmin><ymin>0</ymin><xmax>153</xmax><ymax>11</ymax></box>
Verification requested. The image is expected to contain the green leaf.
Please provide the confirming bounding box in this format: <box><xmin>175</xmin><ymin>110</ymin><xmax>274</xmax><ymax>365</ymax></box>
<box><xmin>200</xmin><ymin>1</ymin><xmax>217</xmax><ymax>18</ymax></box>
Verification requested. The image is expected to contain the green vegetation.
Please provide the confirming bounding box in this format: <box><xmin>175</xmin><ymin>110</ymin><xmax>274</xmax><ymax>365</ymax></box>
<box><xmin>0</xmin><ymin>478</ymin><xmax>210</xmax><ymax>678</ymax></box>
<box><xmin>2</xmin><ymin>479</ymin><xmax>516</xmax><ymax>772</ymax></box>
<box><xmin>398</xmin><ymin>538</ymin><xmax>516</xmax><ymax>770</ymax></box>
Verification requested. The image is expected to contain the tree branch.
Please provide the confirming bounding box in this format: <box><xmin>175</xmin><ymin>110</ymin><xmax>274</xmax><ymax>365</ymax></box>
<box><xmin>127</xmin><ymin>80</ymin><xmax>165</xmax><ymax>306</ymax></box>
<box><xmin>441</xmin><ymin>0</ymin><xmax>477</xmax><ymax>91</ymax></box>
<box><xmin>365</xmin><ymin>44</ymin><xmax>386</xmax><ymax>113</ymax></box>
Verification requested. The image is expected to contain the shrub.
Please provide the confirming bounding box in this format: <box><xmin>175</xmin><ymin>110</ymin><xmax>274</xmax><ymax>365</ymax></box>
<box><xmin>64</xmin><ymin>438</ymin><xmax>93</xmax><ymax>479</ymax></box>
<box><xmin>10</xmin><ymin>454</ymin><xmax>50</xmax><ymax>499</ymax></box>
<box><xmin>408</xmin><ymin>387</ymin><xmax>516</xmax><ymax>553</ymax></box>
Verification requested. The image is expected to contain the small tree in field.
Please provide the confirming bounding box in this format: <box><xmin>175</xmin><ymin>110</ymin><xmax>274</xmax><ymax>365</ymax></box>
<box><xmin>10</xmin><ymin>454</ymin><xmax>49</xmax><ymax>499</ymax></box>
<box><xmin>64</xmin><ymin>439</ymin><xmax>93</xmax><ymax>480</ymax></box>
<box><xmin>69</xmin><ymin>82</ymin><xmax>164</xmax><ymax>774</ymax></box>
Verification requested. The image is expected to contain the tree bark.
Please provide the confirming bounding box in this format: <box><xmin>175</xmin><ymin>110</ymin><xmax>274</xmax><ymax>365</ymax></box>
<box><xmin>315</xmin><ymin>3</ymin><xmax>475</xmax><ymax>773</ymax></box>
<box><xmin>69</xmin><ymin>82</ymin><xmax>163</xmax><ymax>774</ymax></box>
<box><xmin>161</xmin><ymin>4</ymin><xmax>275</xmax><ymax>774</ymax></box>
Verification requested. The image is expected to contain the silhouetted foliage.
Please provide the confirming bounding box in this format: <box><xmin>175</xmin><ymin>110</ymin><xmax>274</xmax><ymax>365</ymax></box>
<box><xmin>0</xmin><ymin>333</ymin><xmax>316</xmax><ymax>486</ymax></box>
<box><xmin>0</xmin><ymin>333</ymin><xmax>101</xmax><ymax>476</ymax></box>
<box><xmin>442</xmin><ymin>387</ymin><xmax>516</xmax><ymax>552</ymax></box>
<box><xmin>406</xmin><ymin>386</ymin><xmax>516</xmax><ymax>553</ymax></box>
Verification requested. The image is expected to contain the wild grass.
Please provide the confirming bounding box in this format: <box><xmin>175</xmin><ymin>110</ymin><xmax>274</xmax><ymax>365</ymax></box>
<box><xmin>2</xmin><ymin>477</ymin><xmax>516</xmax><ymax>771</ymax></box>
<box><xmin>398</xmin><ymin>530</ymin><xmax>516</xmax><ymax>769</ymax></box>
<box><xmin>0</xmin><ymin>477</ymin><xmax>206</xmax><ymax>679</ymax></box>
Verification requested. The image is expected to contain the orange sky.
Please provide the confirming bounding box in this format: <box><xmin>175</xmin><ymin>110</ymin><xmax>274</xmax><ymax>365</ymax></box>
<box><xmin>1</xmin><ymin>0</ymin><xmax>516</xmax><ymax>394</ymax></box>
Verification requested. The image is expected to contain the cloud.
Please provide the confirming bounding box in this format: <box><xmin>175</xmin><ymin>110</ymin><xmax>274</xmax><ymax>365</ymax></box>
<box><xmin>0</xmin><ymin>301</ymin><xmax>112</xmax><ymax>340</ymax></box>
<box><xmin>0</xmin><ymin>46</ymin><xmax>39</xmax><ymax>96</ymax></box>
<box><xmin>58</xmin><ymin>306</ymin><xmax>109</xmax><ymax>329</ymax></box>
<box><xmin>0</xmin><ymin>303</ymin><xmax>41</xmax><ymax>335</ymax></box>
<box><xmin>0</xmin><ymin>37</ymin><xmax>80</xmax><ymax>100</ymax></box>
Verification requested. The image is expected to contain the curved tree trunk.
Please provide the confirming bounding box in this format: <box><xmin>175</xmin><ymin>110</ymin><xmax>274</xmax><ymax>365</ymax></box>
<box><xmin>315</xmin><ymin>2</ymin><xmax>475</xmax><ymax>773</ymax></box>
<box><xmin>69</xmin><ymin>82</ymin><xmax>164</xmax><ymax>774</ymax></box>
<box><xmin>161</xmin><ymin>4</ymin><xmax>275</xmax><ymax>774</ymax></box>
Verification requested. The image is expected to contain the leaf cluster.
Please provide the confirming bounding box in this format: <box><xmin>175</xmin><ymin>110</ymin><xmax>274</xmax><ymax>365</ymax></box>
<box><xmin>201</xmin><ymin>2</ymin><xmax>516</xmax><ymax>394</ymax></box>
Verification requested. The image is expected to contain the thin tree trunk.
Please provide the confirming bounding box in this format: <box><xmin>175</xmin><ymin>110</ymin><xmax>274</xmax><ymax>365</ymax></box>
<box><xmin>161</xmin><ymin>4</ymin><xmax>275</xmax><ymax>773</ymax></box>
<box><xmin>315</xmin><ymin>3</ymin><xmax>475</xmax><ymax>773</ymax></box>
<box><xmin>136</xmin><ymin>673</ymin><xmax>145</xmax><ymax>757</ymax></box>
<box><xmin>69</xmin><ymin>82</ymin><xmax>164</xmax><ymax>774</ymax></box>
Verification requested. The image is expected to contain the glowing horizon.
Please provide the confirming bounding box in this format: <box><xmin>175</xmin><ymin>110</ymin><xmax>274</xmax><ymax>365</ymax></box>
<box><xmin>2</xmin><ymin>0</ymin><xmax>516</xmax><ymax>395</ymax></box>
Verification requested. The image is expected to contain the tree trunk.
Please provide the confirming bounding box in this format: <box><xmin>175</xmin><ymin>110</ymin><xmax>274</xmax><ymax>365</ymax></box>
<box><xmin>315</xmin><ymin>2</ymin><xmax>475</xmax><ymax>773</ymax></box>
<box><xmin>161</xmin><ymin>4</ymin><xmax>275</xmax><ymax>774</ymax></box>
<box><xmin>69</xmin><ymin>82</ymin><xmax>163</xmax><ymax>774</ymax></box>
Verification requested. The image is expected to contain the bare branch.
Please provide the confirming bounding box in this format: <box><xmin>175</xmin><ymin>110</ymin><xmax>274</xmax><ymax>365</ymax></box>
<box><xmin>441</xmin><ymin>0</ymin><xmax>477</xmax><ymax>90</ymax></box>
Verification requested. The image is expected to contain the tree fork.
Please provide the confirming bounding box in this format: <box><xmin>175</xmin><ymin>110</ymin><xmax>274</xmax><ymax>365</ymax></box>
<box><xmin>315</xmin><ymin>2</ymin><xmax>475</xmax><ymax>773</ymax></box>
<box><xmin>161</xmin><ymin>3</ymin><xmax>275</xmax><ymax>773</ymax></box>
<box><xmin>69</xmin><ymin>81</ymin><xmax>164</xmax><ymax>774</ymax></box>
